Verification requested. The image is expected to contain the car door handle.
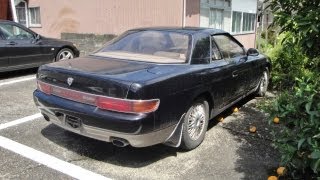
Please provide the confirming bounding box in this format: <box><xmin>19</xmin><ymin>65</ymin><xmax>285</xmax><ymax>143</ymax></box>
<box><xmin>232</xmin><ymin>71</ymin><xmax>238</xmax><ymax>78</ymax></box>
<box><xmin>6</xmin><ymin>42</ymin><xmax>17</xmax><ymax>45</ymax></box>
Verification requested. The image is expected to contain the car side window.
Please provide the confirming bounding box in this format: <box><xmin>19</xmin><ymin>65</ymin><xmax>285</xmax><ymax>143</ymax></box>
<box><xmin>213</xmin><ymin>35</ymin><xmax>245</xmax><ymax>62</ymax></box>
<box><xmin>0</xmin><ymin>24</ymin><xmax>34</xmax><ymax>40</ymax></box>
<box><xmin>211</xmin><ymin>39</ymin><xmax>222</xmax><ymax>61</ymax></box>
<box><xmin>191</xmin><ymin>35</ymin><xmax>210</xmax><ymax>64</ymax></box>
<box><xmin>0</xmin><ymin>29</ymin><xmax>4</xmax><ymax>40</ymax></box>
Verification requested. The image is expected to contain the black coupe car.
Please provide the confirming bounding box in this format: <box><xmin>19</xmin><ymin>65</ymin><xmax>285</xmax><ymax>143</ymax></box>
<box><xmin>0</xmin><ymin>20</ymin><xmax>79</xmax><ymax>72</ymax></box>
<box><xmin>33</xmin><ymin>27</ymin><xmax>270</xmax><ymax>150</ymax></box>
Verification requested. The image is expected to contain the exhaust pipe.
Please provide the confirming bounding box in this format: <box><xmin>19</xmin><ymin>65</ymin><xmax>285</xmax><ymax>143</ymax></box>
<box><xmin>110</xmin><ymin>137</ymin><xmax>129</xmax><ymax>147</ymax></box>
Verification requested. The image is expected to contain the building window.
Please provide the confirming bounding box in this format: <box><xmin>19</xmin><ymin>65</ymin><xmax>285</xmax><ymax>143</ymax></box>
<box><xmin>232</xmin><ymin>11</ymin><xmax>256</xmax><ymax>34</ymax></box>
<box><xmin>232</xmin><ymin>11</ymin><xmax>242</xmax><ymax>33</ymax></box>
<box><xmin>209</xmin><ymin>8</ymin><xmax>224</xmax><ymax>29</ymax></box>
<box><xmin>225</xmin><ymin>0</ymin><xmax>231</xmax><ymax>7</ymax></box>
<box><xmin>200</xmin><ymin>0</ymin><xmax>232</xmax><ymax>32</ymax></box>
<box><xmin>15</xmin><ymin>1</ymin><xmax>28</xmax><ymax>26</ymax></box>
<box><xmin>242</xmin><ymin>13</ymin><xmax>255</xmax><ymax>32</ymax></box>
<box><xmin>29</xmin><ymin>7</ymin><xmax>41</xmax><ymax>27</ymax></box>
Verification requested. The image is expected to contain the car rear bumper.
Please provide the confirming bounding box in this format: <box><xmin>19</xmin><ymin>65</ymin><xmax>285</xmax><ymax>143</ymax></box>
<box><xmin>41</xmin><ymin>111</ymin><xmax>176</xmax><ymax>147</ymax></box>
<box><xmin>33</xmin><ymin>90</ymin><xmax>176</xmax><ymax>147</ymax></box>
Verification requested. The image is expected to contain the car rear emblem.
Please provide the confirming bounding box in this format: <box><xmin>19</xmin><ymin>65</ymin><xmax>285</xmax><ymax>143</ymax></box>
<box><xmin>67</xmin><ymin>77</ymin><xmax>74</xmax><ymax>86</ymax></box>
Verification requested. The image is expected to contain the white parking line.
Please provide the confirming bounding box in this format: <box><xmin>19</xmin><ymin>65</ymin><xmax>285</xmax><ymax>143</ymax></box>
<box><xmin>0</xmin><ymin>136</ymin><xmax>111</xmax><ymax>180</ymax></box>
<box><xmin>0</xmin><ymin>76</ymin><xmax>36</xmax><ymax>87</ymax></box>
<box><xmin>0</xmin><ymin>113</ymin><xmax>42</xmax><ymax>130</ymax></box>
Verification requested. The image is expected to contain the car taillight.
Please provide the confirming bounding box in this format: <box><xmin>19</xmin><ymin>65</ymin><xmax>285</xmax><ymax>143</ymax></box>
<box><xmin>37</xmin><ymin>80</ymin><xmax>159</xmax><ymax>114</ymax></box>
<box><xmin>96</xmin><ymin>97</ymin><xmax>159</xmax><ymax>114</ymax></box>
<box><xmin>37</xmin><ymin>81</ymin><xmax>52</xmax><ymax>95</ymax></box>
<box><xmin>51</xmin><ymin>86</ymin><xmax>97</xmax><ymax>105</ymax></box>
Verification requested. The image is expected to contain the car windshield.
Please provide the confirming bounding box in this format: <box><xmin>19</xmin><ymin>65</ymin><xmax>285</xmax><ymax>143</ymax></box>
<box><xmin>94</xmin><ymin>30</ymin><xmax>190</xmax><ymax>63</ymax></box>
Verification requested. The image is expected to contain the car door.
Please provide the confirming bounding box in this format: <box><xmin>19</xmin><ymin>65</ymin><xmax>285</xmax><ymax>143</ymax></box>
<box><xmin>191</xmin><ymin>34</ymin><xmax>236</xmax><ymax>110</ymax></box>
<box><xmin>0</xmin><ymin>22</ymin><xmax>43</xmax><ymax>67</ymax></box>
<box><xmin>246</xmin><ymin>52</ymin><xmax>263</xmax><ymax>90</ymax></box>
<box><xmin>207</xmin><ymin>37</ymin><xmax>238</xmax><ymax>109</ymax></box>
<box><xmin>213</xmin><ymin>34</ymin><xmax>252</xmax><ymax>100</ymax></box>
<box><xmin>0</xmin><ymin>29</ymin><xmax>9</xmax><ymax>69</ymax></box>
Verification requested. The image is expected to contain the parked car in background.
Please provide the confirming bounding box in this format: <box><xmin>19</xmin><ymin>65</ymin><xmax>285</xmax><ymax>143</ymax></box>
<box><xmin>0</xmin><ymin>20</ymin><xmax>79</xmax><ymax>72</ymax></box>
<box><xmin>33</xmin><ymin>27</ymin><xmax>271</xmax><ymax>150</ymax></box>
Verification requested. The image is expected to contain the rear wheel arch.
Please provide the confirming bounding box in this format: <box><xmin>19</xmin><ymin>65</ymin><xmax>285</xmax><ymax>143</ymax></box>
<box><xmin>195</xmin><ymin>92</ymin><xmax>214</xmax><ymax>111</ymax></box>
<box><xmin>190</xmin><ymin>91</ymin><xmax>214</xmax><ymax>118</ymax></box>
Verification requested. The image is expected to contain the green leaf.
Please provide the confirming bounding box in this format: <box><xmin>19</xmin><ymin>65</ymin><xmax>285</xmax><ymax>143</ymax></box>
<box><xmin>311</xmin><ymin>159</ymin><xmax>320</xmax><ymax>173</ymax></box>
<box><xmin>307</xmin><ymin>137</ymin><xmax>312</xmax><ymax>145</ymax></box>
<box><xmin>314</xmin><ymin>133</ymin><xmax>320</xmax><ymax>138</ymax></box>
<box><xmin>306</xmin><ymin>41</ymin><xmax>313</xmax><ymax>48</ymax></box>
<box><xmin>310</xmin><ymin>151</ymin><xmax>320</xmax><ymax>159</ymax></box>
<box><xmin>305</xmin><ymin>102</ymin><xmax>312</xmax><ymax>113</ymax></box>
<box><xmin>298</xmin><ymin>138</ymin><xmax>306</xmax><ymax>150</ymax></box>
<box><xmin>311</xmin><ymin>25</ymin><xmax>319</xmax><ymax>33</ymax></box>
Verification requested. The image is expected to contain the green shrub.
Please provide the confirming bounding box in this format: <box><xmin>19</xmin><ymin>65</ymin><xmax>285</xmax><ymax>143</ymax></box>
<box><xmin>265</xmin><ymin>75</ymin><xmax>320</xmax><ymax>178</ymax></box>
<box><xmin>261</xmin><ymin>33</ymin><xmax>313</xmax><ymax>90</ymax></box>
<box><xmin>261</xmin><ymin>0</ymin><xmax>320</xmax><ymax>178</ymax></box>
<box><xmin>260</xmin><ymin>26</ymin><xmax>279</xmax><ymax>46</ymax></box>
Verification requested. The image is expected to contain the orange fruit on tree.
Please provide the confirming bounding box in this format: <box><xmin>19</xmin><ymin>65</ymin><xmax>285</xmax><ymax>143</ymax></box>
<box><xmin>277</xmin><ymin>166</ymin><xmax>286</xmax><ymax>176</ymax></box>
<box><xmin>273</xmin><ymin>117</ymin><xmax>280</xmax><ymax>124</ymax></box>
<box><xmin>233</xmin><ymin>107</ymin><xmax>239</xmax><ymax>113</ymax></box>
<box><xmin>249</xmin><ymin>125</ymin><xmax>257</xmax><ymax>133</ymax></box>
<box><xmin>267</xmin><ymin>176</ymin><xmax>278</xmax><ymax>180</ymax></box>
<box><xmin>218</xmin><ymin>117</ymin><xmax>224</xmax><ymax>122</ymax></box>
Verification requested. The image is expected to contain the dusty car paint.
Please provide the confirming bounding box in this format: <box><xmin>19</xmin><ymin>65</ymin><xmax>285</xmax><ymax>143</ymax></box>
<box><xmin>33</xmin><ymin>27</ymin><xmax>271</xmax><ymax>148</ymax></box>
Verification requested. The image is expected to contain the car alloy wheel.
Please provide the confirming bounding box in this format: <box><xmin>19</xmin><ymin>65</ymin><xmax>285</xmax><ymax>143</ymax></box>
<box><xmin>181</xmin><ymin>98</ymin><xmax>209</xmax><ymax>150</ymax></box>
<box><xmin>187</xmin><ymin>103</ymin><xmax>206</xmax><ymax>141</ymax></box>
<box><xmin>56</xmin><ymin>48</ymin><xmax>74</xmax><ymax>61</ymax></box>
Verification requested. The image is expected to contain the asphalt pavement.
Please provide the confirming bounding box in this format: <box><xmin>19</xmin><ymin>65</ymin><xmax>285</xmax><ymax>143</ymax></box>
<box><xmin>0</xmin><ymin>69</ymin><xmax>279</xmax><ymax>180</ymax></box>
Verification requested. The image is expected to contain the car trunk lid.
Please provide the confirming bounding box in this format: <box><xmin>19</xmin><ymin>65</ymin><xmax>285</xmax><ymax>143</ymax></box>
<box><xmin>37</xmin><ymin>56</ymin><xmax>152</xmax><ymax>98</ymax></box>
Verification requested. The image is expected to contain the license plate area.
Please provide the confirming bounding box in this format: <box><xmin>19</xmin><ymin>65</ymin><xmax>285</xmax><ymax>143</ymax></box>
<box><xmin>65</xmin><ymin>115</ymin><xmax>82</xmax><ymax>129</ymax></box>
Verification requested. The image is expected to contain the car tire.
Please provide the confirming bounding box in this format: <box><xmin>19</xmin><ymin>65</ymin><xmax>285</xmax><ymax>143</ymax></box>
<box><xmin>256</xmin><ymin>70</ymin><xmax>269</xmax><ymax>97</ymax></box>
<box><xmin>55</xmin><ymin>48</ymin><xmax>74</xmax><ymax>61</ymax></box>
<box><xmin>180</xmin><ymin>98</ymin><xmax>209</xmax><ymax>150</ymax></box>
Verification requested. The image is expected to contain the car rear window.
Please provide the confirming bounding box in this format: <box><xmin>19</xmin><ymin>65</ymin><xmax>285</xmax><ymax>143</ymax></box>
<box><xmin>94</xmin><ymin>30</ymin><xmax>190</xmax><ymax>64</ymax></box>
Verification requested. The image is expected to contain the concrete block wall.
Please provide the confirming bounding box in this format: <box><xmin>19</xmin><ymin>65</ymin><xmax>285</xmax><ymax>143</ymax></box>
<box><xmin>61</xmin><ymin>33</ymin><xmax>116</xmax><ymax>56</ymax></box>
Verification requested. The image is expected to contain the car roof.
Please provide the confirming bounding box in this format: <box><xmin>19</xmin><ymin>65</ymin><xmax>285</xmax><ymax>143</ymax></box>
<box><xmin>129</xmin><ymin>27</ymin><xmax>227</xmax><ymax>35</ymax></box>
<box><xmin>0</xmin><ymin>21</ymin><xmax>226</xmax><ymax>35</ymax></box>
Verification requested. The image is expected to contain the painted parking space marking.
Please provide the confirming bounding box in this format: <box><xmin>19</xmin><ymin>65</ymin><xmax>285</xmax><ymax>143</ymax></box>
<box><xmin>0</xmin><ymin>113</ymin><xmax>42</xmax><ymax>130</ymax></box>
<box><xmin>0</xmin><ymin>76</ymin><xmax>36</xmax><ymax>87</ymax></box>
<box><xmin>0</xmin><ymin>136</ymin><xmax>111</xmax><ymax>180</ymax></box>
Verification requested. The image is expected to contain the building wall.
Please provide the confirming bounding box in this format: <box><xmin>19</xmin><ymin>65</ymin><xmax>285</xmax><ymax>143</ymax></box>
<box><xmin>28</xmin><ymin>0</ymin><xmax>183</xmax><ymax>38</ymax></box>
<box><xmin>185</xmin><ymin>0</ymin><xmax>200</xmax><ymax>26</ymax></box>
<box><xmin>0</xmin><ymin>0</ymin><xmax>10</xmax><ymax>19</ymax></box>
<box><xmin>233</xmin><ymin>33</ymin><xmax>256</xmax><ymax>48</ymax></box>
<box><xmin>232</xmin><ymin>0</ymin><xmax>257</xmax><ymax>48</ymax></box>
<box><xmin>26</xmin><ymin>0</ymin><xmax>256</xmax><ymax>49</ymax></box>
<box><xmin>232</xmin><ymin>0</ymin><xmax>257</xmax><ymax>13</ymax></box>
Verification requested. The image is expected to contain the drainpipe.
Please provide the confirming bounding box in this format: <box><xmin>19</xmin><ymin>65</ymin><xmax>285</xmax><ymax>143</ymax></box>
<box><xmin>10</xmin><ymin>0</ymin><xmax>18</xmax><ymax>22</ymax></box>
<box><xmin>182</xmin><ymin>0</ymin><xmax>186</xmax><ymax>27</ymax></box>
<box><xmin>255</xmin><ymin>0</ymin><xmax>259</xmax><ymax>49</ymax></box>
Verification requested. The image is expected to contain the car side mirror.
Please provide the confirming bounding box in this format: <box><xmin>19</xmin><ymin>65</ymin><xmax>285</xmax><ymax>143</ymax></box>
<box><xmin>35</xmin><ymin>34</ymin><xmax>41</xmax><ymax>41</ymax></box>
<box><xmin>247</xmin><ymin>48</ymin><xmax>259</xmax><ymax>56</ymax></box>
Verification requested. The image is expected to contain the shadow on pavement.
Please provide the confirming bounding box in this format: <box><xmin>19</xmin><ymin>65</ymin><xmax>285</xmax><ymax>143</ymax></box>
<box><xmin>213</xmin><ymin>94</ymin><xmax>280</xmax><ymax>179</ymax></box>
<box><xmin>0</xmin><ymin>68</ymin><xmax>38</xmax><ymax>80</ymax></box>
<box><xmin>41</xmin><ymin>124</ymin><xmax>178</xmax><ymax>168</ymax></box>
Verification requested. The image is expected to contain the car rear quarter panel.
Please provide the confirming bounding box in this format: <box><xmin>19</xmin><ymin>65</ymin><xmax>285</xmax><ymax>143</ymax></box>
<box><xmin>127</xmin><ymin>65</ymin><xmax>213</xmax><ymax>130</ymax></box>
